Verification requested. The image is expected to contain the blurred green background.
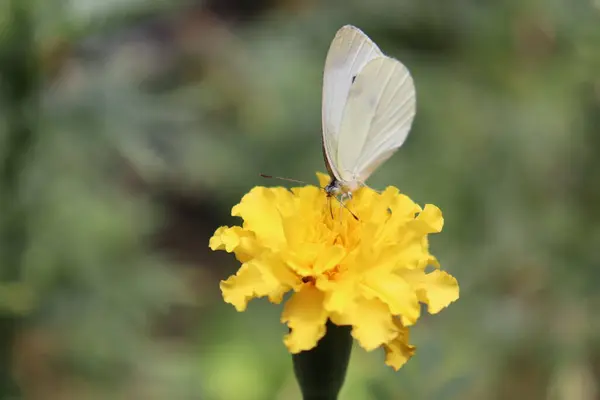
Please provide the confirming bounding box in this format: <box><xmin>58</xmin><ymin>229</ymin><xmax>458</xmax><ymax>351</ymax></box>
<box><xmin>1</xmin><ymin>0</ymin><xmax>599</xmax><ymax>399</ymax></box>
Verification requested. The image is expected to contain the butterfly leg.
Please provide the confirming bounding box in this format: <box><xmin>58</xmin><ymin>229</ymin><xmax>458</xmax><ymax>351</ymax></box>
<box><xmin>328</xmin><ymin>196</ymin><xmax>334</xmax><ymax>219</ymax></box>
<box><xmin>338</xmin><ymin>192</ymin><xmax>354</xmax><ymax>220</ymax></box>
<box><xmin>338</xmin><ymin>194</ymin><xmax>344</xmax><ymax>220</ymax></box>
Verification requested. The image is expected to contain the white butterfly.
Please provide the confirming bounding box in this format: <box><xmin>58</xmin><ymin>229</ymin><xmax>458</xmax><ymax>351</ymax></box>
<box><xmin>322</xmin><ymin>25</ymin><xmax>416</xmax><ymax>202</ymax></box>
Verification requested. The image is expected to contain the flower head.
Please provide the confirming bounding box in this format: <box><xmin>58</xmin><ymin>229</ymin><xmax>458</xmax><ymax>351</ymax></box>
<box><xmin>209</xmin><ymin>173</ymin><xmax>459</xmax><ymax>370</ymax></box>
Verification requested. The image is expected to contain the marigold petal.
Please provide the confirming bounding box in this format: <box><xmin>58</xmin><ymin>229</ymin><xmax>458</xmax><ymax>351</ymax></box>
<box><xmin>317</xmin><ymin>271</ymin><xmax>358</xmax><ymax>315</ymax></box>
<box><xmin>313</xmin><ymin>245</ymin><xmax>346</xmax><ymax>275</ymax></box>
<box><xmin>412</xmin><ymin>204</ymin><xmax>444</xmax><ymax>234</ymax></box>
<box><xmin>209</xmin><ymin>226</ymin><xmax>233</xmax><ymax>251</ymax></box>
<box><xmin>383</xmin><ymin>322</ymin><xmax>416</xmax><ymax>371</ymax></box>
<box><xmin>417</xmin><ymin>253</ymin><xmax>440</xmax><ymax>270</ymax></box>
<box><xmin>392</xmin><ymin>241</ymin><xmax>430</xmax><ymax>271</ymax></box>
<box><xmin>380</xmin><ymin>186</ymin><xmax>400</xmax><ymax>202</ymax></box>
<box><xmin>389</xmin><ymin>192</ymin><xmax>422</xmax><ymax>220</ymax></box>
<box><xmin>360</xmin><ymin>273</ymin><xmax>420</xmax><ymax>325</ymax></box>
<box><xmin>220</xmin><ymin>263</ymin><xmax>266</xmax><ymax>311</ymax></box>
<box><xmin>284</xmin><ymin>220</ymin><xmax>323</xmax><ymax>248</ymax></box>
<box><xmin>418</xmin><ymin>270</ymin><xmax>459</xmax><ymax>314</ymax></box>
<box><xmin>231</xmin><ymin>187</ymin><xmax>290</xmax><ymax>247</ymax></box>
<box><xmin>282</xmin><ymin>285</ymin><xmax>328</xmax><ymax>353</ymax></box>
<box><xmin>209</xmin><ymin>226</ymin><xmax>261</xmax><ymax>263</ymax></box>
<box><xmin>352</xmin><ymin>187</ymin><xmax>379</xmax><ymax>212</ymax></box>
<box><xmin>328</xmin><ymin>312</ymin><xmax>352</xmax><ymax>326</ymax></box>
<box><xmin>429</xmin><ymin>256</ymin><xmax>440</xmax><ymax>268</ymax></box>
<box><xmin>401</xmin><ymin>269</ymin><xmax>459</xmax><ymax>314</ymax></box>
<box><xmin>362</xmin><ymin>238</ymin><xmax>427</xmax><ymax>274</ymax></box>
<box><xmin>291</xmin><ymin>185</ymin><xmax>324</xmax><ymax>210</ymax></box>
<box><xmin>221</xmin><ymin>256</ymin><xmax>300</xmax><ymax>311</ymax></box>
<box><xmin>415</xmin><ymin>237</ymin><xmax>440</xmax><ymax>269</ymax></box>
<box><xmin>316</xmin><ymin>172</ymin><xmax>331</xmax><ymax>188</ymax></box>
<box><xmin>280</xmin><ymin>243</ymin><xmax>324</xmax><ymax>277</ymax></box>
<box><xmin>260</xmin><ymin>255</ymin><xmax>304</xmax><ymax>302</ymax></box>
<box><xmin>348</xmin><ymin>298</ymin><xmax>398</xmax><ymax>351</ymax></box>
<box><xmin>349</xmin><ymin>187</ymin><xmax>391</xmax><ymax>225</ymax></box>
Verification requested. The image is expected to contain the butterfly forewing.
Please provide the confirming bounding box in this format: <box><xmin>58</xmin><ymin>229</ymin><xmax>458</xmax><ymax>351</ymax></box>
<box><xmin>335</xmin><ymin>56</ymin><xmax>416</xmax><ymax>184</ymax></box>
<box><xmin>322</xmin><ymin>25</ymin><xmax>384</xmax><ymax>181</ymax></box>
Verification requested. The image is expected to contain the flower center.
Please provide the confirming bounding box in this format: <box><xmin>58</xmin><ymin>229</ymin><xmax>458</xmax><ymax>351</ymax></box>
<box><xmin>300</xmin><ymin>264</ymin><xmax>342</xmax><ymax>285</ymax></box>
<box><xmin>324</xmin><ymin>266</ymin><xmax>340</xmax><ymax>280</ymax></box>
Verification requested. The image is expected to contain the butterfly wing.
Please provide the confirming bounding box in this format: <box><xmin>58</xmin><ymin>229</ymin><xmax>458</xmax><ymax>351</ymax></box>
<box><xmin>322</xmin><ymin>25</ymin><xmax>384</xmax><ymax>181</ymax></box>
<box><xmin>335</xmin><ymin>56</ymin><xmax>416</xmax><ymax>185</ymax></box>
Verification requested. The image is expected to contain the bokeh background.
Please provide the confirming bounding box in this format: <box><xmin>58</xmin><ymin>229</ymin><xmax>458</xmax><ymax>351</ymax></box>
<box><xmin>1</xmin><ymin>0</ymin><xmax>600</xmax><ymax>399</ymax></box>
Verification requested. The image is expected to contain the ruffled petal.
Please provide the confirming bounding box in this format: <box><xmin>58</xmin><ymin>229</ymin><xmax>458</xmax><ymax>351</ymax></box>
<box><xmin>401</xmin><ymin>269</ymin><xmax>459</xmax><ymax>314</ymax></box>
<box><xmin>359</xmin><ymin>272</ymin><xmax>420</xmax><ymax>326</ymax></box>
<box><xmin>209</xmin><ymin>226</ymin><xmax>262</xmax><ymax>263</ymax></box>
<box><xmin>389</xmin><ymin>192</ymin><xmax>422</xmax><ymax>221</ymax></box>
<box><xmin>282</xmin><ymin>285</ymin><xmax>328</xmax><ymax>353</ymax></box>
<box><xmin>352</xmin><ymin>188</ymin><xmax>383</xmax><ymax>218</ymax></box>
<box><xmin>347</xmin><ymin>298</ymin><xmax>398</xmax><ymax>351</ymax></box>
<box><xmin>317</xmin><ymin>270</ymin><xmax>358</xmax><ymax>315</ymax></box>
<box><xmin>220</xmin><ymin>262</ymin><xmax>268</xmax><ymax>312</ymax></box>
<box><xmin>260</xmin><ymin>255</ymin><xmax>304</xmax><ymax>302</ymax></box>
<box><xmin>220</xmin><ymin>256</ymin><xmax>300</xmax><ymax>311</ymax></box>
<box><xmin>411</xmin><ymin>204</ymin><xmax>444</xmax><ymax>234</ymax></box>
<box><xmin>416</xmin><ymin>237</ymin><xmax>440</xmax><ymax>269</ymax></box>
<box><xmin>390</xmin><ymin>240</ymin><xmax>429</xmax><ymax>271</ymax></box>
<box><xmin>383</xmin><ymin>320</ymin><xmax>416</xmax><ymax>371</ymax></box>
<box><xmin>313</xmin><ymin>245</ymin><xmax>346</xmax><ymax>275</ymax></box>
<box><xmin>418</xmin><ymin>270</ymin><xmax>459</xmax><ymax>314</ymax></box>
<box><xmin>231</xmin><ymin>187</ymin><xmax>290</xmax><ymax>248</ymax></box>
<box><xmin>280</xmin><ymin>243</ymin><xmax>323</xmax><ymax>277</ymax></box>
<box><xmin>209</xmin><ymin>226</ymin><xmax>237</xmax><ymax>252</ymax></box>
<box><xmin>316</xmin><ymin>172</ymin><xmax>331</xmax><ymax>188</ymax></box>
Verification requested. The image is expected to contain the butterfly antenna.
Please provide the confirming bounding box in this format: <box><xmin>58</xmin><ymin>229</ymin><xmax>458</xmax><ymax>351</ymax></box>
<box><xmin>259</xmin><ymin>174</ymin><xmax>311</xmax><ymax>186</ymax></box>
<box><xmin>259</xmin><ymin>174</ymin><xmax>330</xmax><ymax>196</ymax></box>
<box><xmin>331</xmin><ymin>195</ymin><xmax>359</xmax><ymax>221</ymax></box>
<box><xmin>260</xmin><ymin>174</ymin><xmax>329</xmax><ymax>195</ymax></box>
<box><xmin>260</xmin><ymin>174</ymin><xmax>358</xmax><ymax>220</ymax></box>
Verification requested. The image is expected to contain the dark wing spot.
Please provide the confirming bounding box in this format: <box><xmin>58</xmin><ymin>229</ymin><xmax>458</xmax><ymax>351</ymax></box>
<box><xmin>351</xmin><ymin>75</ymin><xmax>356</xmax><ymax>84</ymax></box>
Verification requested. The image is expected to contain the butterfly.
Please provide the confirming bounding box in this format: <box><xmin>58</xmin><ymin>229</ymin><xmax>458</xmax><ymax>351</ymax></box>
<box><xmin>321</xmin><ymin>25</ymin><xmax>417</xmax><ymax>204</ymax></box>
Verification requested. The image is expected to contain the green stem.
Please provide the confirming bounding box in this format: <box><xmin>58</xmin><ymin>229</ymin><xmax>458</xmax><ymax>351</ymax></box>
<box><xmin>292</xmin><ymin>320</ymin><xmax>353</xmax><ymax>400</ymax></box>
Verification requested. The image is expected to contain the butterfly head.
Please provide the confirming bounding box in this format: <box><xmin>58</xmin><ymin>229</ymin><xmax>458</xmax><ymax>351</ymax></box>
<box><xmin>325</xmin><ymin>178</ymin><xmax>345</xmax><ymax>198</ymax></box>
<box><xmin>325</xmin><ymin>178</ymin><xmax>357</xmax><ymax>200</ymax></box>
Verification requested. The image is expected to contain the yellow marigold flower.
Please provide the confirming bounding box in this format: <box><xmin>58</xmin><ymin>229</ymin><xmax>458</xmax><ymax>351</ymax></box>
<box><xmin>209</xmin><ymin>173</ymin><xmax>459</xmax><ymax>370</ymax></box>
